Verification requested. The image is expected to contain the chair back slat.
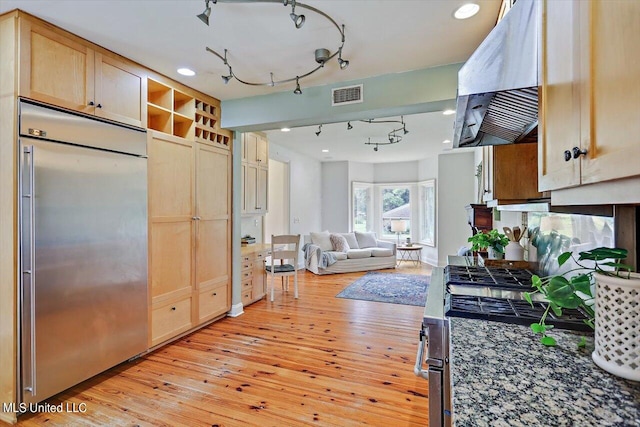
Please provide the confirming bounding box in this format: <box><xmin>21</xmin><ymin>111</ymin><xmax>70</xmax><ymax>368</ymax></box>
<box><xmin>270</xmin><ymin>234</ymin><xmax>300</xmax><ymax>266</ymax></box>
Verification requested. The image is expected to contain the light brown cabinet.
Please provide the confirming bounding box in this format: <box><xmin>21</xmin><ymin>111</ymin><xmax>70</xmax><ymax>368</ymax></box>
<box><xmin>539</xmin><ymin>0</ymin><xmax>640</xmax><ymax>192</ymax></box>
<box><xmin>241</xmin><ymin>132</ymin><xmax>269</xmax><ymax>215</ymax></box>
<box><xmin>148</xmin><ymin>130</ymin><xmax>231</xmax><ymax>347</ymax></box>
<box><xmin>482</xmin><ymin>143</ymin><xmax>543</xmax><ymax>206</ymax></box>
<box><xmin>19</xmin><ymin>18</ymin><xmax>147</xmax><ymax>128</ymax></box>
<box><xmin>240</xmin><ymin>246</ymin><xmax>269</xmax><ymax>306</ymax></box>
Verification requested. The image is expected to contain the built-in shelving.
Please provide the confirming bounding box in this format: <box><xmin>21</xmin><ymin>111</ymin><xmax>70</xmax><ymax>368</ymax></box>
<box><xmin>146</xmin><ymin>80</ymin><xmax>230</xmax><ymax>147</ymax></box>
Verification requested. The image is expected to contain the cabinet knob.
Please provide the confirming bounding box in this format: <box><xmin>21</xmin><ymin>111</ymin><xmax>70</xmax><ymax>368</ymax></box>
<box><xmin>171</xmin><ymin>306</ymin><xmax>176</xmax><ymax>311</ymax></box>
<box><xmin>88</xmin><ymin>101</ymin><xmax>95</xmax><ymax>106</ymax></box>
<box><xmin>96</xmin><ymin>103</ymin><xmax>103</xmax><ymax>109</ymax></box>
<box><xmin>572</xmin><ymin>146</ymin><xmax>588</xmax><ymax>159</ymax></box>
<box><xmin>213</xmin><ymin>292</ymin><xmax>217</xmax><ymax>296</ymax></box>
<box><xmin>564</xmin><ymin>150</ymin><xmax>572</xmax><ymax>162</ymax></box>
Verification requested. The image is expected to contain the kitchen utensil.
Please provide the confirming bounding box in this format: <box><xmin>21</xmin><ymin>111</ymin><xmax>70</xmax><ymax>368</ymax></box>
<box><xmin>513</xmin><ymin>226</ymin><xmax>522</xmax><ymax>242</ymax></box>
<box><xmin>503</xmin><ymin>227</ymin><xmax>515</xmax><ymax>242</ymax></box>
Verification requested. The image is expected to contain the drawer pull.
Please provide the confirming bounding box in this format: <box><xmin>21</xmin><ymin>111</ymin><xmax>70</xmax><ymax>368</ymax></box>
<box><xmin>212</xmin><ymin>292</ymin><xmax>217</xmax><ymax>296</ymax></box>
<box><xmin>171</xmin><ymin>306</ymin><xmax>176</xmax><ymax>311</ymax></box>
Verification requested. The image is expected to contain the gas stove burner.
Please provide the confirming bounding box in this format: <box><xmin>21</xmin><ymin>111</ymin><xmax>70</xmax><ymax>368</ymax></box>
<box><xmin>445</xmin><ymin>295</ymin><xmax>593</xmax><ymax>332</ymax></box>
<box><xmin>445</xmin><ymin>265</ymin><xmax>536</xmax><ymax>292</ymax></box>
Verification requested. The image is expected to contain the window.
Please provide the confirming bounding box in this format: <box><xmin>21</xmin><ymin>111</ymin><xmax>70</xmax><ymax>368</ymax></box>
<box><xmin>352</xmin><ymin>182</ymin><xmax>373</xmax><ymax>232</ymax></box>
<box><xmin>419</xmin><ymin>180</ymin><xmax>436</xmax><ymax>246</ymax></box>
<box><xmin>380</xmin><ymin>186</ymin><xmax>410</xmax><ymax>240</ymax></box>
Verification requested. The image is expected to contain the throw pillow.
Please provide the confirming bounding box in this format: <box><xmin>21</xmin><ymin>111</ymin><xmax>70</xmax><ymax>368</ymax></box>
<box><xmin>355</xmin><ymin>231</ymin><xmax>378</xmax><ymax>249</ymax></box>
<box><xmin>330</xmin><ymin>233</ymin><xmax>350</xmax><ymax>252</ymax></box>
<box><xmin>310</xmin><ymin>231</ymin><xmax>333</xmax><ymax>251</ymax></box>
<box><xmin>341</xmin><ymin>233</ymin><xmax>359</xmax><ymax>249</ymax></box>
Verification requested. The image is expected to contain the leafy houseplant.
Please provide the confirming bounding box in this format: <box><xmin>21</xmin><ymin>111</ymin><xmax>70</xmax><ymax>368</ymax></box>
<box><xmin>524</xmin><ymin>247</ymin><xmax>632</xmax><ymax>347</ymax></box>
<box><xmin>467</xmin><ymin>229</ymin><xmax>509</xmax><ymax>258</ymax></box>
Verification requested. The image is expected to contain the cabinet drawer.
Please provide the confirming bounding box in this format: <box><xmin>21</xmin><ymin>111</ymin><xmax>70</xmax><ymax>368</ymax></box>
<box><xmin>241</xmin><ymin>258</ymin><xmax>253</xmax><ymax>271</ymax></box>
<box><xmin>241</xmin><ymin>290</ymin><xmax>253</xmax><ymax>306</ymax></box>
<box><xmin>198</xmin><ymin>285</ymin><xmax>228</xmax><ymax>322</ymax></box>
<box><xmin>151</xmin><ymin>297</ymin><xmax>192</xmax><ymax>346</ymax></box>
<box><xmin>242</xmin><ymin>278</ymin><xmax>253</xmax><ymax>292</ymax></box>
<box><xmin>241</xmin><ymin>269</ymin><xmax>252</xmax><ymax>281</ymax></box>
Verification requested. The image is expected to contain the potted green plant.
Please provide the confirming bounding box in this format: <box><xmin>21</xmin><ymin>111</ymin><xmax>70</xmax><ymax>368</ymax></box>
<box><xmin>524</xmin><ymin>247</ymin><xmax>640</xmax><ymax>381</ymax></box>
<box><xmin>467</xmin><ymin>229</ymin><xmax>509</xmax><ymax>259</ymax></box>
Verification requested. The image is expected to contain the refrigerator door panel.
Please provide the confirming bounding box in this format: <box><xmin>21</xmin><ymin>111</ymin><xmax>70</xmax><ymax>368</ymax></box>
<box><xmin>20</xmin><ymin>137</ymin><xmax>148</xmax><ymax>404</ymax></box>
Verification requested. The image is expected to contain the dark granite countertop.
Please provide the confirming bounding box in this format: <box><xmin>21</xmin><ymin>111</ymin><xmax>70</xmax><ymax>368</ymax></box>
<box><xmin>450</xmin><ymin>318</ymin><xmax>640</xmax><ymax>426</ymax></box>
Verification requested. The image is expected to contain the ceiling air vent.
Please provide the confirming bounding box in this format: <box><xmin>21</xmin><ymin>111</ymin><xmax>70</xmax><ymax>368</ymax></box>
<box><xmin>332</xmin><ymin>84</ymin><xmax>363</xmax><ymax>106</ymax></box>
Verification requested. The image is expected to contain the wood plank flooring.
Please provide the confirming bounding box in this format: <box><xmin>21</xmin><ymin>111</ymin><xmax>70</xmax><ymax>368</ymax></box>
<box><xmin>5</xmin><ymin>264</ymin><xmax>432</xmax><ymax>426</ymax></box>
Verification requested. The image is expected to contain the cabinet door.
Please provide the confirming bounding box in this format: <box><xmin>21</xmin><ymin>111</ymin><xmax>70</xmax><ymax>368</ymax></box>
<box><xmin>257</xmin><ymin>166</ymin><xmax>269</xmax><ymax>213</ymax></box>
<box><xmin>256</xmin><ymin>134</ymin><xmax>268</xmax><ymax>164</ymax></box>
<box><xmin>539</xmin><ymin>0</ymin><xmax>581</xmax><ymax>191</ymax></box>
<box><xmin>492</xmin><ymin>143</ymin><xmax>542</xmax><ymax>201</ymax></box>
<box><xmin>244</xmin><ymin>132</ymin><xmax>258</xmax><ymax>164</ymax></box>
<box><xmin>244</xmin><ymin>164</ymin><xmax>258</xmax><ymax>214</ymax></box>
<box><xmin>19</xmin><ymin>20</ymin><xmax>94</xmax><ymax>114</ymax></box>
<box><xmin>195</xmin><ymin>143</ymin><xmax>230</xmax><ymax>303</ymax></box>
<box><xmin>94</xmin><ymin>53</ymin><xmax>147</xmax><ymax>128</ymax></box>
<box><xmin>148</xmin><ymin>132</ymin><xmax>194</xmax><ymax>303</ymax></box>
<box><xmin>581</xmin><ymin>0</ymin><xmax>640</xmax><ymax>184</ymax></box>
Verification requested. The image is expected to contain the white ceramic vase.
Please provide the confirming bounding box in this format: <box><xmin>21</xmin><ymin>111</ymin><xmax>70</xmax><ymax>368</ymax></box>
<box><xmin>592</xmin><ymin>271</ymin><xmax>640</xmax><ymax>381</ymax></box>
<box><xmin>505</xmin><ymin>242</ymin><xmax>524</xmax><ymax>261</ymax></box>
<box><xmin>487</xmin><ymin>247</ymin><xmax>504</xmax><ymax>260</ymax></box>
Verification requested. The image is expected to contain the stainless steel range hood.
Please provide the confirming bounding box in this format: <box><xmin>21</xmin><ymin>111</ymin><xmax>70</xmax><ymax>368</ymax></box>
<box><xmin>453</xmin><ymin>0</ymin><xmax>539</xmax><ymax>148</ymax></box>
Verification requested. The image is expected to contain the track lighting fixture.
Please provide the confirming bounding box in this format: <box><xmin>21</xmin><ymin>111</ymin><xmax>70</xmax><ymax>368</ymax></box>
<box><xmin>197</xmin><ymin>0</ymin><xmax>213</xmax><ymax>26</ymax></box>
<box><xmin>338</xmin><ymin>47</ymin><xmax>349</xmax><ymax>70</ymax></box>
<box><xmin>315</xmin><ymin>124</ymin><xmax>322</xmax><ymax>136</ymax></box>
<box><xmin>348</xmin><ymin>116</ymin><xmax>409</xmax><ymax>151</ymax></box>
<box><xmin>289</xmin><ymin>0</ymin><xmax>306</xmax><ymax>29</ymax></box>
<box><xmin>294</xmin><ymin>77</ymin><xmax>302</xmax><ymax>95</ymax></box>
<box><xmin>202</xmin><ymin>0</ymin><xmax>350</xmax><ymax>94</ymax></box>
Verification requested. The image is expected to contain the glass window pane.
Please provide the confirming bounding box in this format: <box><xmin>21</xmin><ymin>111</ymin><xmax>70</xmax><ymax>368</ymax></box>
<box><xmin>381</xmin><ymin>187</ymin><xmax>410</xmax><ymax>240</ymax></box>
<box><xmin>353</xmin><ymin>185</ymin><xmax>371</xmax><ymax>232</ymax></box>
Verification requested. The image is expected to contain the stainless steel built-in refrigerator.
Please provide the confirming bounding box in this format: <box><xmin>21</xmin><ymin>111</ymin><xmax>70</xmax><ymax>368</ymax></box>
<box><xmin>18</xmin><ymin>100</ymin><xmax>148</xmax><ymax>405</ymax></box>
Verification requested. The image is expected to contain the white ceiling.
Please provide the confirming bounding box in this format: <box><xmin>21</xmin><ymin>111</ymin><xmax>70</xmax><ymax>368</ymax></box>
<box><xmin>1</xmin><ymin>0</ymin><xmax>502</xmax><ymax>162</ymax></box>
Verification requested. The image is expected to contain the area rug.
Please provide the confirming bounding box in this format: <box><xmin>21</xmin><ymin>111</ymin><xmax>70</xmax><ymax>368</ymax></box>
<box><xmin>336</xmin><ymin>272</ymin><xmax>430</xmax><ymax>306</ymax></box>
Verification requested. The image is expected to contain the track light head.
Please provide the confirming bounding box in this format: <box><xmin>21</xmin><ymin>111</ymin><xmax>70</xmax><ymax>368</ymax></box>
<box><xmin>374</xmin><ymin>146</ymin><xmax>378</xmax><ymax>152</ymax></box>
<box><xmin>315</xmin><ymin>124</ymin><xmax>322</xmax><ymax>136</ymax></box>
<box><xmin>197</xmin><ymin>0</ymin><xmax>212</xmax><ymax>26</ymax></box>
<box><xmin>293</xmin><ymin>77</ymin><xmax>302</xmax><ymax>95</ymax></box>
<box><xmin>403</xmin><ymin>126</ymin><xmax>409</xmax><ymax>135</ymax></box>
<box><xmin>347</xmin><ymin>122</ymin><xmax>353</xmax><ymax>130</ymax></box>
<box><xmin>222</xmin><ymin>75</ymin><xmax>232</xmax><ymax>84</ymax></box>
<box><xmin>290</xmin><ymin>12</ymin><xmax>305</xmax><ymax>28</ymax></box>
<box><xmin>338</xmin><ymin>48</ymin><xmax>349</xmax><ymax>70</ymax></box>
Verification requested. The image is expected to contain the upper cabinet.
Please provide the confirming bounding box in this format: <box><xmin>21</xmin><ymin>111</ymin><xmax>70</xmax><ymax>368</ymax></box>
<box><xmin>482</xmin><ymin>143</ymin><xmax>543</xmax><ymax>206</ymax></box>
<box><xmin>241</xmin><ymin>132</ymin><xmax>269</xmax><ymax>215</ymax></box>
<box><xmin>19</xmin><ymin>19</ymin><xmax>147</xmax><ymax>128</ymax></box>
<box><xmin>539</xmin><ymin>0</ymin><xmax>640</xmax><ymax>192</ymax></box>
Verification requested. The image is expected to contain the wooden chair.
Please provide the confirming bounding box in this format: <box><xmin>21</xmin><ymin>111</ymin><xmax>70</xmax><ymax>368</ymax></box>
<box><xmin>266</xmin><ymin>234</ymin><xmax>300</xmax><ymax>302</ymax></box>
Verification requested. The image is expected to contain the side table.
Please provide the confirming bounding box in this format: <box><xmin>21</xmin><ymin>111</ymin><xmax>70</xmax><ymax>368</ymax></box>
<box><xmin>397</xmin><ymin>245</ymin><xmax>422</xmax><ymax>267</ymax></box>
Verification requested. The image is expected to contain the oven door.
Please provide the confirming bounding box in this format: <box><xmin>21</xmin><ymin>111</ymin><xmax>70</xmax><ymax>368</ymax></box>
<box><xmin>415</xmin><ymin>322</ymin><xmax>452</xmax><ymax>427</ymax></box>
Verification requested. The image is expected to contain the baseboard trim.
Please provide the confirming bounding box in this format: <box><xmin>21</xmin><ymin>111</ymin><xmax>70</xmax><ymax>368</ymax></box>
<box><xmin>424</xmin><ymin>255</ymin><xmax>439</xmax><ymax>267</ymax></box>
<box><xmin>0</xmin><ymin>411</ymin><xmax>17</xmax><ymax>424</ymax></box>
<box><xmin>227</xmin><ymin>303</ymin><xmax>244</xmax><ymax>317</ymax></box>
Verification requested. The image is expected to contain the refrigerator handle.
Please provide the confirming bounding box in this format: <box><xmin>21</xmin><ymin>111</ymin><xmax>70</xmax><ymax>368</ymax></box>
<box><xmin>22</xmin><ymin>145</ymin><xmax>36</xmax><ymax>396</ymax></box>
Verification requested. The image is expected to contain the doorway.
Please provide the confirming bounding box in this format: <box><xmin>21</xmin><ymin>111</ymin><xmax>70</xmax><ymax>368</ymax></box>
<box><xmin>264</xmin><ymin>159</ymin><xmax>290</xmax><ymax>243</ymax></box>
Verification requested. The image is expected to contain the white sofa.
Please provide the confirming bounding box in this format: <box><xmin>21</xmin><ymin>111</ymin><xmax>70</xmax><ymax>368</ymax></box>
<box><xmin>303</xmin><ymin>231</ymin><xmax>397</xmax><ymax>275</ymax></box>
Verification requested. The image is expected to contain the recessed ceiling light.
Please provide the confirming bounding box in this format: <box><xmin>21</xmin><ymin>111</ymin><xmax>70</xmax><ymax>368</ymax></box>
<box><xmin>281</xmin><ymin>127</ymin><xmax>291</xmax><ymax>132</ymax></box>
<box><xmin>442</xmin><ymin>109</ymin><xmax>456</xmax><ymax>115</ymax></box>
<box><xmin>443</xmin><ymin>139</ymin><xmax>451</xmax><ymax>144</ymax></box>
<box><xmin>322</xmin><ymin>149</ymin><xmax>329</xmax><ymax>153</ymax></box>
<box><xmin>177</xmin><ymin>68</ymin><xmax>196</xmax><ymax>76</ymax></box>
<box><xmin>454</xmin><ymin>3</ymin><xmax>480</xmax><ymax>20</ymax></box>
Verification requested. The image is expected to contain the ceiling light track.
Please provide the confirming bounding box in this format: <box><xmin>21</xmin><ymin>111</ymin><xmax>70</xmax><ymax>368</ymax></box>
<box><xmin>346</xmin><ymin>116</ymin><xmax>409</xmax><ymax>151</ymax></box>
<box><xmin>201</xmin><ymin>0</ymin><xmax>350</xmax><ymax>95</ymax></box>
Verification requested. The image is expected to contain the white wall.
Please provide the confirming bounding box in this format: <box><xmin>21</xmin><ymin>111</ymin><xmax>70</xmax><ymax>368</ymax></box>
<box><xmin>373</xmin><ymin>161</ymin><xmax>419</xmax><ymax>182</ymax></box>
<box><xmin>418</xmin><ymin>156</ymin><xmax>439</xmax><ymax>265</ymax></box>
<box><xmin>321</xmin><ymin>161</ymin><xmax>350</xmax><ymax>232</ymax></box>
<box><xmin>270</xmin><ymin>142</ymin><xmax>323</xmax><ymax>237</ymax></box>
<box><xmin>437</xmin><ymin>151</ymin><xmax>476</xmax><ymax>266</ymax></box>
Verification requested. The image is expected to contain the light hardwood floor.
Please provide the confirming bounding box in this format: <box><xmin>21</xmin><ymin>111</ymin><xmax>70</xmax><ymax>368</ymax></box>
<box><xmin>5</xmin><ymin>263</ymin><xmax>432</xmax><ymax>426</ymax></box>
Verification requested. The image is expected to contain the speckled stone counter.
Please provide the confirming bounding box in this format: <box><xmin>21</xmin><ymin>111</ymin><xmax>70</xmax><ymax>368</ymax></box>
<box><xmin>450</xmin><ymin>318</ymin><xmax>640</xmax><ymax>426</ymax></box>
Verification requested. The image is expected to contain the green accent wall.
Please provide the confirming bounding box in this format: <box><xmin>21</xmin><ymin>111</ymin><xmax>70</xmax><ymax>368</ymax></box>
<box><xmin>221</xmin><ymin>63</ymin><xmax>463</xmax><ymax>132</ymax></box>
